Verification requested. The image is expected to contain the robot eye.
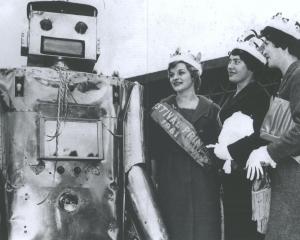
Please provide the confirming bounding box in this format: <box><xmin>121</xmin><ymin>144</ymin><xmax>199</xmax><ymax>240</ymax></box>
<box><xmin>40</xmin><ymin>19</ymin><xmax>53</xmax><ymax>31</ymax></box>
<box><xmin>75</xmin><ymin>21</ymin><xmax>88</xmax><ymax>34</ymax></box>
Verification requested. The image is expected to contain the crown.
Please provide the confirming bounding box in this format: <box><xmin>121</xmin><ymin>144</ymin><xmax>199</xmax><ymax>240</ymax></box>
<box><xmin>169</xmin><ymin>48</ymin><xmax>203</xmax><ymax>75</ymax></box>
<box><xmin>233</xmin><ymin>30</ymin><xmax>266</xmax><ymax>64</ymax></box>
<box><xmin>266</xmin><ymin>13</ymin><xmax>300</xmax><ymax>39</ymax></box>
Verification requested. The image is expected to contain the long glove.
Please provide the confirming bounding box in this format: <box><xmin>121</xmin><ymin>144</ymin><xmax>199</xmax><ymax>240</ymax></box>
<box><xmin>246</xmin><ymin>146</ymin><xmax>277</xmax><ymax>180</ymax></box>
<box><xmin>214</xmin><ymin>143</ymin><xmax>233</xmax><ymax>174</ymax></box>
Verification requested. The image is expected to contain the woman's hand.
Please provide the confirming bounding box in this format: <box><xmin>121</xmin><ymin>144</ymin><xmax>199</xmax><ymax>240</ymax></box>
<box><xmin>246</xmin><ymin>146</ymin><xmax>277</xmax><ymax>180</ymax></box>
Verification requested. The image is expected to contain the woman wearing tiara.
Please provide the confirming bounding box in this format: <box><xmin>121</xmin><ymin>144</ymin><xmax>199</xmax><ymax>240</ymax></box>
<box><xmin>246</xmin><ymin>13</ymin><xmax>300</xmax><ymax>240</ymax></box>
<box><xmin>213</xmin><ymin>31</ymin><xmax>269</xmax><ymax>240</ymax></box>
<box><xmin>150</xmin><ymin>49</ymin><xmax>221</xmax><ymax>240</ymax></box>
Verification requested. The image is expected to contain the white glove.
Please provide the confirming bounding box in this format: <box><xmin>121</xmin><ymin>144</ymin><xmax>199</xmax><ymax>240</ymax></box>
<box><xmin>223</xmin><ymin>160</ymin><xmax>232</xmax><ymax>174</ymax></box>
<box><xmin>214</xmin><ymin>143</ymin><xmax>233</xmax><ymax>161</ymax></box>
<box><xmin>246</xmin><ymin>146</ymin><xmax>277</xmax><ymax>180</ymax></box>
<box><xmin>214</xmin><ymin>143</ymin><xmax>233</xmax><ymax>174</ymax></box>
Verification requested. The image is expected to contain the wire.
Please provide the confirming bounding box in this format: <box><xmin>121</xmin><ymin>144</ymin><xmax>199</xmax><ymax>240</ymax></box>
<box><xmin>46</xmin><ymin>66</ymin><xmax>71</xmax><ymax>157</ymax></box>
<box><xmin>102</xmin><ymin>121</ymin><xmax>122</xmax><ymax>138</ymax></box>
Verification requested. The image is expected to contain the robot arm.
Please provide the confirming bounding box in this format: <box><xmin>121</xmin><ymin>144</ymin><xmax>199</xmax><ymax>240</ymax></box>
<box><xmin>123</xmin><ymin>82</ymin><xmax>169</xmax><ymax>240</ymax></box>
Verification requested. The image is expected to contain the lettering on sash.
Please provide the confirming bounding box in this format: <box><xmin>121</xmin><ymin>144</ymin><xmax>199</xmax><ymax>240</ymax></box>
<box><xmin>151</xmin><ymin>102</ymin><xmax>211</xmax><ymax>166</ymax></box>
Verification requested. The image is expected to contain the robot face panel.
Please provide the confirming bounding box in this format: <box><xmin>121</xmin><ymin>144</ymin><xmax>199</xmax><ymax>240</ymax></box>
<box><xmin>28</xmin><ymin>11</ymin><xmax>97</xmax><ymax>60</ymax></box>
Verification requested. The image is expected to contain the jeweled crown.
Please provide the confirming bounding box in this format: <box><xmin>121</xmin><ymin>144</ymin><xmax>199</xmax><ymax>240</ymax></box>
<box><xmin>266</xmin><ymin>12</ymin><xmax>300</xmax><ymax>39</ymax></box>
<box><xmin>233</xmin><ymin>30</ymin><xmax>266</xmax><ymax>64</ymax></box>
<box><xmin>169</xmin><ymin>48</ymin><xmax>203</xmax><ymax>75</ymax></box>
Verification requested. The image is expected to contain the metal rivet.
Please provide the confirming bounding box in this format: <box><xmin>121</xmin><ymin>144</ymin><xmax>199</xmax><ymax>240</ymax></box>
<box><xmin>74</xmin><ymin>167</ymin><xmax>81</xmax><ymax>176</ymax></box>
<box><xmin>57</xmin><ymin>166</ymin><xmax>65</xmax><ymax>175</ymax></box>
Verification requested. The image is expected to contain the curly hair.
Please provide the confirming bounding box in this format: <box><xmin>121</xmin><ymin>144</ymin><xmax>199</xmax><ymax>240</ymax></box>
<box><xmin>168</xmin><ymin>61</ymin><xmax>202</xmax><ymax>93</ymax></box>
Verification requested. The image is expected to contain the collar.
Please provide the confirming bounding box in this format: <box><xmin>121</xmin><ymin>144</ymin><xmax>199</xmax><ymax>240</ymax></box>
<box><xmin>162</xmin><ymin>94</ymin><xmax>213</xmax><ymax>123</ymax></box>
<box><xmin>284</xmin><ymin>60</ymin><xmax>300</xmax><ymax>78</ymax></box>
<box><xmin>232</xmin><ymin>81</ymin><xmax>259</xmax><ymax>101</ymax></box>
<box><xmin>278</xmin><ymin>60</ymin><xmax>300</xmax><ymax>94</ymax></box>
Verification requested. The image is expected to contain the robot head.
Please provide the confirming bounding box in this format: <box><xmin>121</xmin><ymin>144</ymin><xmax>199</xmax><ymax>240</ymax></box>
<box><xmin>21</xmin><ymin>1</ymin><xmax>100</xmax><ymax>72</ymax></box>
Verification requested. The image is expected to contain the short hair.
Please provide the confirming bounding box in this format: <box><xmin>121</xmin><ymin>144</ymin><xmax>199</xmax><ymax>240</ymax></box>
<box><xmin>229</xmin><ymin>48</ymin><xmax>265</xmax><ymax>79</ymax></box>
<box><xmin>260</xmin><ymin>26</ymin><xmax>300</xmax><ymax>58</ymax></box>
<box><xmin>168</xmin><ymin>61</ymin><xmax>202</xmax><ymax>93</ymax></box>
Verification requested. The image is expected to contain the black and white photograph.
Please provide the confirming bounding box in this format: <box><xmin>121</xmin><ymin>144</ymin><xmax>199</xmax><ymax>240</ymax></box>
<box><xmin>0</xmin><ymin>0</ymin><xmax>300</xmax><ymax>239</ymax></box>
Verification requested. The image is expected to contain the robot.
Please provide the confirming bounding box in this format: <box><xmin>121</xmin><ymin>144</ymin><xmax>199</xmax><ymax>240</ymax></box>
<box><xmin>0</xmin><ymin>1</ymin><xmax>168</xmax><ymax>239</ymax></box>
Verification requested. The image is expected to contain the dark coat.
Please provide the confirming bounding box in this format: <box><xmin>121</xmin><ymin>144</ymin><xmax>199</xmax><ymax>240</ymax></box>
<box><xmin>151</xmin><ymin>95</ymin><xmax>221</xmax><ymax>240</ymax></box>
<box><xmin>265</xmin><ymin>61</ymin><xmax>300</xmax><ymax>240</ymax></box>
<box><xmin>219</xmin><ymin>81</ymin><xmax>270</xmax><ymax>240</ymax></box>
<box><xmin>219</xmin><ymin>81</ymin><xmax>270</xmax><ymax>166</ymax></box>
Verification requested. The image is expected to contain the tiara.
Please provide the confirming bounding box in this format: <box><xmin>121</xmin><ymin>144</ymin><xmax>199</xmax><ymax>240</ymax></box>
<box><xmin>233</xmin><ymin>30</ymin><xmax>266</xmax><ymax>64</ymax></box>
<box><xmin>169</xmin><ymin>48</ymin><xmax>203</xmax><ymax>74</ymax></box>
<box><xmin>266</xmin><ymin>12</ymin><xmax>300</xmax><ymax>39</ymax></box>
<box><xmin>236</xmin><ymin>29</ymin><xmax>258</xmax><ymax>42</ymax></box>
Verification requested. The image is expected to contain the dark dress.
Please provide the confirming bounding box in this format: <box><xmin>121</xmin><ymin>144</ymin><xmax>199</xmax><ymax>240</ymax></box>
<box><xmin>218</xmin><ymin>81</ymin><xmax>269</xmax><ymax>240</ymax></box>
<box><xmin>265</xmin><ymin>61</ymin><xmax>300</xmax><ymax>240</ymax></box>
<box><xmin>151</xmin><ymin>95</ymin><xmax>221</xmax><ymax>240</ymax></box>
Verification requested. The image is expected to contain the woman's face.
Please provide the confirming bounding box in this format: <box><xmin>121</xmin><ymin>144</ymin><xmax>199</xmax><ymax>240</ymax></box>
<box><xmin>261</xmin><ymin>38</ymin><xmax>281</xmax><ymax>68</ymax></box>
<box><xmin>169</xmin><ymin>62</ymin><xmax>194</xmax><ymax>93</ymax></box>
<box><xmin>227</xmin><ymin>55</ymin><xmax>253</xmax><ymax>84</ymax></box>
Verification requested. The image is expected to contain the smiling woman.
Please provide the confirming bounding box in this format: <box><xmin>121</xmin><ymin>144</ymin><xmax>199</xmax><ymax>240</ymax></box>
<box><xmin>150</xmin><ymin>49</ymin><xmax>221</xmax><ymax>240</ymax></box>
<box><xmin>168</xmin><ymin>62</ymin><xmax>198</xmax><ymax>102</ymax></box>
<box><xmin>215</xmin><ymin>31</ymin><xmax>270</xmax><ymax>240</ymax></box>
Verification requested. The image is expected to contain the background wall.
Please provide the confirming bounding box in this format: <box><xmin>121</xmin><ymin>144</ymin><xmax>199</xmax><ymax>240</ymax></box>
<box><xmin>0</xmin><ymin>0</ymin><xmax>299</xmax><ymax>77</ymax></box>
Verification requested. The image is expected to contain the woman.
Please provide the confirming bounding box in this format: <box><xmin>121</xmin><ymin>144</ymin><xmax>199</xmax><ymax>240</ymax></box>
<box><xmin>150</xmin><ymin>49</ymin><xmax>221</xmax><ymax>240</ymax></box>
<box><xmin>246</xmin><ymin>13</ymin><xmax>300</xmax><ymax>240</ymax></box>
<box><xmin>214</xmin><ymin>32</ymin><xmax>270</xmax><ymax>240</ymax></box>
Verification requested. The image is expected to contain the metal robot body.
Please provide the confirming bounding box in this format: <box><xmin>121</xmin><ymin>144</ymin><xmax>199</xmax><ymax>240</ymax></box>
<box><xmin>0</xmin><ymin>1</ymin><xmax>168</xmax><ymax>240</ymax></box>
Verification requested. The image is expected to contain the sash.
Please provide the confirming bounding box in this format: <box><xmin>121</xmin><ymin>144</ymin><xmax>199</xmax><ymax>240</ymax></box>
<box><xmin>151</xmin><ymin>102</ymin><xmax>212</xmax><ymax>167</ymax></box>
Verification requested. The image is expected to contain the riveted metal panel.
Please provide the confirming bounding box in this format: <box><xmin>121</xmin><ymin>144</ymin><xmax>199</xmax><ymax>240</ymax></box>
<box><xmin>0</xmin><ymin>68</ymin><xmax>122</xmax><ymax>240</ymax></box>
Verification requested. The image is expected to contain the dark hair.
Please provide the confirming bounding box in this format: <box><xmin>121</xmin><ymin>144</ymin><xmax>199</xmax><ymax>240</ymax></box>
<box><xmin>168</xmin><ymin>61</ymin><xmax>202</xmax><ymax>93</ymax></box>
<box><xmin>229</xmin><ymin>48</ymin><xmax>265</xmax><ymax>80</ymax></box>
<box><xmin>260</xmin><ymin>26</ymin><xmax>300</xmax><ymax>58</ymax></box>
